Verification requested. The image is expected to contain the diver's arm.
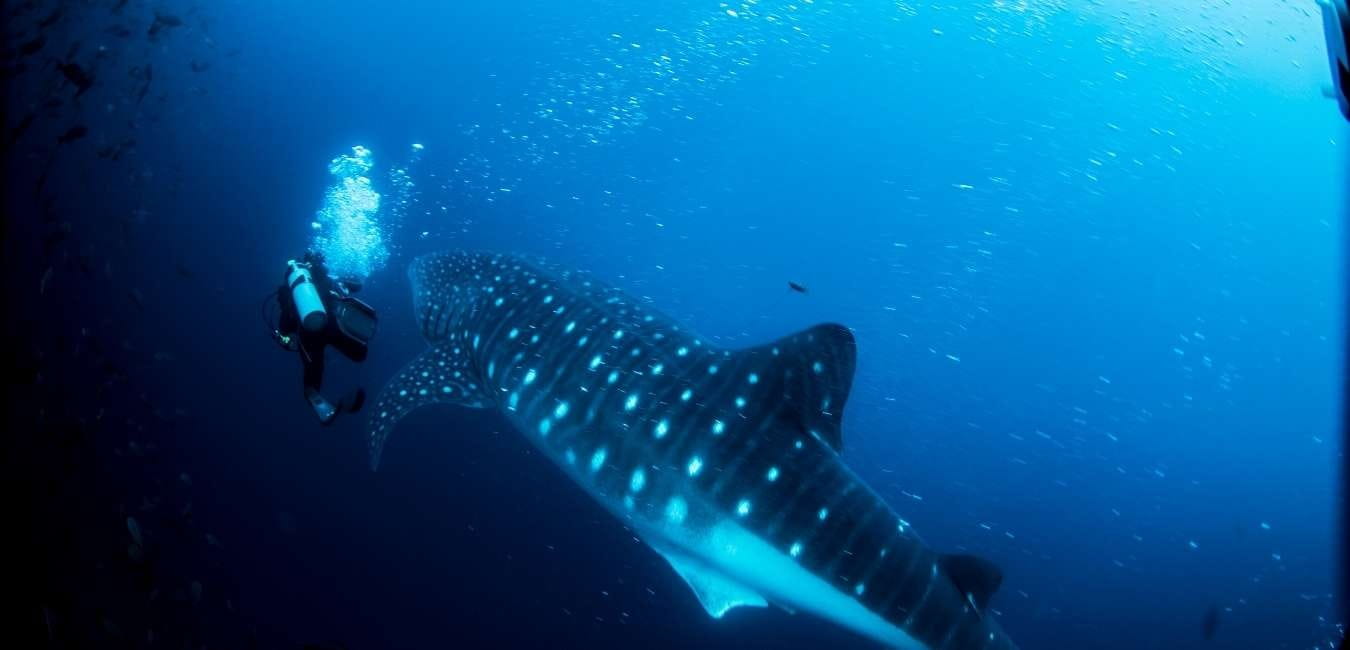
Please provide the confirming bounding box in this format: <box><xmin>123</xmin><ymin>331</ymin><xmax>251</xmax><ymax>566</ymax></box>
<box><xmin>274</xmin><ymin>286</ymin><xmax>301</xmax><ymax>350</ymax></box>
<box><xmin>277</xmin><ymin>286</ymin><xmax>299</xmax><ymax>334</ymax></box>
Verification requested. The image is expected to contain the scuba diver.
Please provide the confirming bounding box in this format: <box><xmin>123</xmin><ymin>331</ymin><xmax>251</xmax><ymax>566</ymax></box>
<box><xmin>267</xmin><ymin>250</ymin><xmax>378</xmax><ymax>424</ymax></box>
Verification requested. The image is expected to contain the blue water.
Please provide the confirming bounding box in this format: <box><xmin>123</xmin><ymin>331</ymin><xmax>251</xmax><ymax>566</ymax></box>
<box><xmin>8</xmin><ymin>1</ymin><xmax>1345</xmax><ymax>648</ymax></box>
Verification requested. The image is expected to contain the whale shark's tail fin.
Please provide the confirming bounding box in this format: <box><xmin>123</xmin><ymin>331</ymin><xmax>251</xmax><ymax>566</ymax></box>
<box><xmin>367</xmin><ymin>344</ymin><xmax>489</xmax><ymax>470</ymax></box>
<box><xmin>740</xmin><ymin>323</ymin><xmax>857</xmax><ymax>453</ymax></box>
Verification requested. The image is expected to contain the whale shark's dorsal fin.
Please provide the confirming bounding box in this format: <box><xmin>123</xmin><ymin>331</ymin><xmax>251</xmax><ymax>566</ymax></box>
<box><xmin>655</xmin><ymin>546</ymin><xmax>768</xmax><ymax>618</ymax></box>
<box><xmin>743</xmin><ymin>323</ymin><xmax>856</xmax><ymax>453</ymax></box>
<box><xmin>367</xmin><ymin>344</ymin><xmax>489</xmax><ymax>470</ymax></box>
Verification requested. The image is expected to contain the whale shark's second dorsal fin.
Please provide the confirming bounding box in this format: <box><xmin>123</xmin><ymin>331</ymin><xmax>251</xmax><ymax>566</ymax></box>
<box><xmin>938</xmin><ymin>553</ymin><xmax>1004</xmax><ymax>614</ymax></box>
<box><xmin>367</xmin><ymin>344</ymin><xmax>489</xmax><ymax>470</ymax></box>
<box><xmin>741</xmin><ymin>323</ymin><xmax>857</xmax><ymax>453</ymax></box>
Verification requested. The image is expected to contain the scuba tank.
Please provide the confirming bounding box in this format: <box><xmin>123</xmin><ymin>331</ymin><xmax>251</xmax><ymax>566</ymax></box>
<box><xmin>287</xmin><ymin>259</ymin><xmax>328</xmax><ymax>332</ymax></box>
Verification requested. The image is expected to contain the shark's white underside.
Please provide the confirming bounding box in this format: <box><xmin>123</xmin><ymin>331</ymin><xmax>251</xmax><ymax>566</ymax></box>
<box><xmin>548</xmin><ymin>448</ymin><xmax>926</xmax><ymax>650</ymax></box>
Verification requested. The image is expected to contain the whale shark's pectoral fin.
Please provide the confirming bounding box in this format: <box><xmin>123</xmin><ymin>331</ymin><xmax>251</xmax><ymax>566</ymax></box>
<box><xmin>655</xmin><ymin>547</ymin><xmax>768</xmax><ymax>619</ymax></box>
<box><xmin>367</xmin><ymin>345</ymin><xmax>488</xmax><ymax>470</ymax></box>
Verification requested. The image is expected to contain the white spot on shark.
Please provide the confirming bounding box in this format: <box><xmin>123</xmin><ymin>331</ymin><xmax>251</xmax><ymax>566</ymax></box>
<box><xmin>666</xmin><ymin>496</ymin><xmax>688</xmax><ymax>524</ymax></box>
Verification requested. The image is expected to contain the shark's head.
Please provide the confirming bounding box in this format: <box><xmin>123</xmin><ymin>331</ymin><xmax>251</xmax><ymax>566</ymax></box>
<box><xmin>408</xmin><ymin>251</ymin><xmax>477</xmax><ymax>343</ymax></box>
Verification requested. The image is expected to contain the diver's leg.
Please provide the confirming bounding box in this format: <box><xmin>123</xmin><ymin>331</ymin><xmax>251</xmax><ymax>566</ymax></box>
<box><xmin>301</xmin><ymin>343</ymin><xmax>337</xmax><ymax>424</ymax></box>
<box><xmin>327</xmin><ymin>321</ymin><xmax>368</xmax><ymax>412</ymax></box>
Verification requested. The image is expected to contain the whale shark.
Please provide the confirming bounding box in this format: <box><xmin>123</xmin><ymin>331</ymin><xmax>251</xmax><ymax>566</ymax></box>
<box><xmin>368</xmin><ymin>251</ymin><xmax>1019</xmax><ymax>650</ymax></box>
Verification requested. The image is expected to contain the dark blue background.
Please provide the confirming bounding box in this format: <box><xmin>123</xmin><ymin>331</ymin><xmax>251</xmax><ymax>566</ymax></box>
<box><xmin>7</xmin><ymin>1</ymin><xmax>1344</xmax><ymax>648</ymax></box>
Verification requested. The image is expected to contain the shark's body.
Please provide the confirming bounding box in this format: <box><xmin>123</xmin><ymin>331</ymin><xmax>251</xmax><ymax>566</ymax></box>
<box><xmin>369</xmin><ymin>251</ymin><xmax>1018</xmax><ymax>650</ymax></box>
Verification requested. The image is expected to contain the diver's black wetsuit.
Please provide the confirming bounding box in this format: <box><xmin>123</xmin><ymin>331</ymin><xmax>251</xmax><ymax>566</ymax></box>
<box><xmin>275</xmin><ymin>262</ymin><xmax>369</xmax><ymax>421</ymax></box>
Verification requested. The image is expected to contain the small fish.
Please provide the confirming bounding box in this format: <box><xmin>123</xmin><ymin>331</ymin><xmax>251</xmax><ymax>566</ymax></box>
<box><xmin>113</xmin><ymin>0</ymin><xmax>129</xmax><ymax>13</ymax></box>
<box><xmin>135</xmin><ymin>64</ymin><xmax>153</xmax><ymax>105</ymax></box>
<box><xmin>189</xmin><ymin>60</ymin><xmax>210</xmax><ymax>73</ymax></box>
<box><xmin>127</xmin><ymin>516</ymin><xmax>143</xmax><ymax>546</ymax></box>
<box><xmin>56</xmin><ymin>125</ymin><xmax>87</xmax><ymax>144</ymax></box>
<box><xmin>39</xmin><ymin>266</ymin><xmax>52</xmax><ymax>294</ymax></box>
<box><xmin>56</xmin><ymin>62</ymin><xmax>93</xmax><ymax>96</ymax></box>
<box><xmin>128</xmin><ymin>288</ymin><xmax>146</xmax><ymax>310</ymax></box>
<box><xmin>19</xmin><ymin>36</ymin><xmax>45</xmax><ymax>57</ymax></box>
<box><xmin>97</xmin><ymin>138</ymin><xmax>135</xmax><ymax>161</ymax></box>
<box><xmin>38</xmin><ymin>8</ymin><xmax>63</xmax><ymax>28</ymax></box>
<box><xmin>787</xmin><ymin>281</ymin><xmax>808</xmax><ymax>294</ymax></box>
<box><xmin>1201</xmin><ymin>605</ymin><xmax>1220</xmax><ymax>640</ymax></box>
<box><xmin>147</xmin><ymin>12</ymin><xmax>183</xmax><ymax>40</ymax></box>
<box><xmin>105</xmin><ymin>25</ymin><xmax>132</xmax><ymax>38</ymax></box>
<box><xmin>7</xmin><ymin>112</ymin><xmax>35</xmax><ymax>147</ymax></box>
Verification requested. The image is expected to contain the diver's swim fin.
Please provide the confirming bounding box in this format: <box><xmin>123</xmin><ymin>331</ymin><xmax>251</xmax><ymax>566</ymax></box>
<box><xmin>346</xmin><ymin>388</ymin><xmax>366</xmax><ymax>413</ymax></box>
<box><xmin>305</xmin><ymin>388</ymin><xmax>339</xmax><ymax>425</ymax></box>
